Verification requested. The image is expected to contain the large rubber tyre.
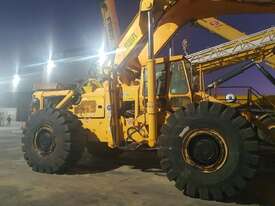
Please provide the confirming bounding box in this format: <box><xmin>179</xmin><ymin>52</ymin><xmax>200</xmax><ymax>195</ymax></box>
<box><xmin>258</xmin><ymin>115</ymin><xmax>275</xmax><ymax>145</ymax></box>
<box><xmin>158</xmin><ymin>101</ymin><xmax>260</xmax><ymax>202</ymax></box>
<box><xmin>86</xmin><ymin>130</ymin><xmax>121</xmax><ymax>159</ymax></box>
<box><xmin>22</xmin><ymin>108</ymin><xmax>86</xmax><ymax>174</ymax></box>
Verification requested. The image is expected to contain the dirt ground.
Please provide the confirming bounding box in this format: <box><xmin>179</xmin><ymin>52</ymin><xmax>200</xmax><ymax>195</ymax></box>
<box><xmin>0</xmin><ymin>128</ymin><xmax>274</xmax><ymax>206</ymax></box>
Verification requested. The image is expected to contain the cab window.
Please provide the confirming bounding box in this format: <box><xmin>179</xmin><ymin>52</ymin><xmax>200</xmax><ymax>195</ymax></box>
<box><xmin>143</xmin><ymin>63</ymin><xmax>167</xmax><ymax>96</ymax></box>
<box><xmin>170</xmin><ymin>62</ymin><xmax>189</xmax><ymax>94</ymax></box>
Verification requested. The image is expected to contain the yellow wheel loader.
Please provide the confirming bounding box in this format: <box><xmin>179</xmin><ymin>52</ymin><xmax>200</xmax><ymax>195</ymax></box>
<box><xmin>22</xmin><ymin>0</ymin><xmax>275</xmax><ymax>202</ymax></box>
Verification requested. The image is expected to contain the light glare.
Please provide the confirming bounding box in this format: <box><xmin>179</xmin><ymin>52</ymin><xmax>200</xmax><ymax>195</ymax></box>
<box><xmin>98</xmin><ymin>43</ymin><xmax>107</xmax><ymax>67</ymax></box>
<box><xmin>12</xmin><ymin>74</ymin><xmax>20</xmax><ymax>91</ymax></box>
<box><xmin>47</xmin><ymin>59</ymin><xmax>56</xmax><ymax>75</ymax></box>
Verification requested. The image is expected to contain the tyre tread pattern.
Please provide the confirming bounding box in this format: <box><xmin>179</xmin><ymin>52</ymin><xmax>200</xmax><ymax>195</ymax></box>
<box><xmin>158</xmin><ymin>101</ymin><xmax>260</xmax><ymax>202</ymax></box>
<box><xmin>22</xmin><ymin>108</ymin><xmax>85</xmax><ymax>174</ymax></box>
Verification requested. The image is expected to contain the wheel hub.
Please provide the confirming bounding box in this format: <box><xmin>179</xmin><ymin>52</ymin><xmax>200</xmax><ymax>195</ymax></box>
<box><xmin>189</xmin><ymin>136</ymin><xmax>221</xmax><ymax>166</ymax></box>
<box><xmin>182</xmin><ymin>129</ymin><xmax>228</xmax><ymax>173</ymax></box>
<box><xmin>34</xmin><ymin>126</ymin><xmax>56</xmax><ymax>156</ymax></box>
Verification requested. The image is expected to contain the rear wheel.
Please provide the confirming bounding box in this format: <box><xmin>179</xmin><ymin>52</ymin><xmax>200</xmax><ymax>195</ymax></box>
<box><xmin>22</xmin><ymin>109</ymin><xmax>85</xmax><ymax>174</ymax></box>
<box><xmin>158</xmin><ymin>102</ymin><xmax>260</xmax><ymax>201</ymax></box>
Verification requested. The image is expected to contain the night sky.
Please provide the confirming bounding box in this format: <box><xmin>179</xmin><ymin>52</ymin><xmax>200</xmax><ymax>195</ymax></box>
<box><xmin>0</xmin><ymin>0</ymin><xmax>274</xmax><ymax>95</ymax></box>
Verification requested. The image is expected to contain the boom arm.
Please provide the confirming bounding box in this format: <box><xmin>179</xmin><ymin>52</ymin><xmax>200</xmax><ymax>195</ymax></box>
<box><xmin>135</xmin><ymin>0</ymin><xmax>275</xmax><ymax>68</ymax></box>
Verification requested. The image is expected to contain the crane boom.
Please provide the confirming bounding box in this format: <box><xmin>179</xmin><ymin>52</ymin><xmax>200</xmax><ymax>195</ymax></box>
<box><xmin>196</xmin><ymin>17</ymin><xmax>275</xmax><ymax>68</ymax></box>
<box><xmin>186</xmin><ymin>27</ymin><xmax>275</xmax><ymax>73</ymax></box>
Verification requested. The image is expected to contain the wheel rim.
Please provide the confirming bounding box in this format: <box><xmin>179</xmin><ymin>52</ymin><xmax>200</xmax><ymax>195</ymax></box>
<box><xmin>34</xmin><ymin>125</ymin><xmax>56</xmax><ymax>156</ymax></box>
<box><xmin>181</xmin><ymin>129</ymin><xmax>228</xmax><ymax>173</ymax></box>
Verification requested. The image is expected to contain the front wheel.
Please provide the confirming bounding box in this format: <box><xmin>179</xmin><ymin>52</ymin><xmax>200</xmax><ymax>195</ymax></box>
<box><xmin>22</xmin><ymin>109</ymin><xmax>85</xmax><ymax>174</ymax></box>
<box><xmin>158</xmin><ymin>102</ymin><xmax>260</xmax><ymax>201</ymax></box>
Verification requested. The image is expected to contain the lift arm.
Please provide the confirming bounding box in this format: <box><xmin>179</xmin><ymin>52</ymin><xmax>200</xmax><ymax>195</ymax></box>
<box><xmin>113</xmin><ymin>0</ymin><xmax>177</xmax><ymax>68</ymax></box>
<box><xmin>196</xmin><ymin>17</ymin><xmax>275</xmax><ymax>68</ymax></box>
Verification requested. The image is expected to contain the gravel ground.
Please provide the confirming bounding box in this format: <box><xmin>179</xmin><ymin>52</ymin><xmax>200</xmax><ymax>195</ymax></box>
<box><xmin>0</xmin><ymin>128</ymin><xmax>274</xmax><ymax>206</ymax></box>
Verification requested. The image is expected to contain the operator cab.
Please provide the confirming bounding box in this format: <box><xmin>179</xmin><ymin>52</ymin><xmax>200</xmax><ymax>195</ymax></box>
<box><xmin>142</xmin><ymin>55</ymin><xmax>195</xmax><ymax>111</ymax></box>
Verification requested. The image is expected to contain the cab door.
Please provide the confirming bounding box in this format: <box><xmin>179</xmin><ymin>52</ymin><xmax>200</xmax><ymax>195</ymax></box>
<box><xmin>168</xmin><ymin>60</ymin><xmax>193</xmax><ymax>110</ymax></box>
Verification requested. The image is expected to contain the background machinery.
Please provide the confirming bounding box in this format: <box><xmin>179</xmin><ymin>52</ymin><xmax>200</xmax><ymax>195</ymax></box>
<box><xmin>22</xmin><ymin>0</ymin><xmax>275</xmax><ymax>202</ymax></box>
<box><xmin>196</xmin><ymin>17</ymin><xmax>275</xmax><ymax>68</ymax></box>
